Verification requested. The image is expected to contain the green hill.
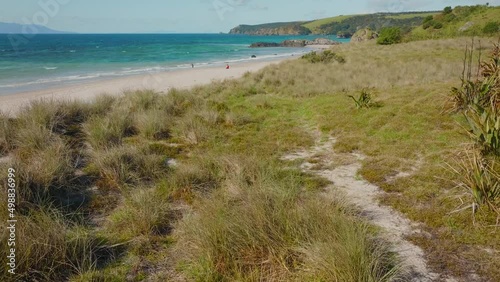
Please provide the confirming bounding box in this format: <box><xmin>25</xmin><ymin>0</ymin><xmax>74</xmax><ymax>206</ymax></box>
<box><xmin>302</xmin><ymin>15</ymin><xmax>357</xmax><ymax>33</ymax></box>
<box><xmin>229</xmin><ymin>22</ymin><xmax>310</xmax><ymax>35</ymax></box>
<box><xmin>408</xmin><ymin>5</ymin><xmax>500</xmax><ymax>40</ymax></box>
<box><xmin>229</xmin><ymin>11</ymin><xmax>438</xmax><ymax>37</ymax></box>
<box><xmin>229</xmin><ymin>5</ymin><xmax>500</xmax><ymax>40</ymax></box>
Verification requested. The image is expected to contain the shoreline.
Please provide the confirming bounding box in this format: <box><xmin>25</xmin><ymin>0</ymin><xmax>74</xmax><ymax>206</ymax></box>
<box><xmin>0</xmin><ymin>57</ymin><xmax>293</xmax><ymax>115</ymax></box>
<box><xmin>0</xmin><ymin>45</ymin><xmax>334</xmax><ymax>115</ymax></box>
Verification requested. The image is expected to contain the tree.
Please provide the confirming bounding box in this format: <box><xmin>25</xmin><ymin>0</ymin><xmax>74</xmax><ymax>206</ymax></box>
<box><xmin>444</xmin><ymin>6</ymin><xmax>453</xmax><ymax>14</ymax></box>
<box><xmin>377</xmin><ymin>27</ymin><xmax>402</xmax><ymax>45</ymax></box>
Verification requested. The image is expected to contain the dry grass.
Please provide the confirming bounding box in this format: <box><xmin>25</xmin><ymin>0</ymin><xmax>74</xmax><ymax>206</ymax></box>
<box><xmin>83</xmin><ymin>107</ymin><xmax>134</xmax><ymax>149</ymax></box>
<box><xmin>105</xmin><ymin>188</ymin><xmax>171</xmax><ymax>241</ymax></box>
<box><xmin>176</xmin><ymin>157</ymin><xmax>400</xmax><ymax>281</ymax></box>
<box><xmin>0</xmin><ymin>208</ymin><xmax>107</xmax><ymax>281</ymax></box>
<box><xmin>87</xmin><ymin>145</ymin><xmax>167</xmax><ymax>190</ymax></box>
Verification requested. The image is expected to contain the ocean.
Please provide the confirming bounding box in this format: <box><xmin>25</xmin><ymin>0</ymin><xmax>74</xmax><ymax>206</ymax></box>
<box><xmin>0</xmin><ymin>34</ymin><xmax>348</xmax><ymax>95</ymax></box>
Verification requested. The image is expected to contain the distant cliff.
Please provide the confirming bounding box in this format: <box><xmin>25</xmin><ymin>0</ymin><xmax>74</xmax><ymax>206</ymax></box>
<box><xmin>229</xmin><ymin>22</ymin><xmax>311</xmax><ymax>35</ymax></box>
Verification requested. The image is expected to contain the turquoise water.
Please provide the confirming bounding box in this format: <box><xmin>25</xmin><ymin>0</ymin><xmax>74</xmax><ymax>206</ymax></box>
<box><xmin>0</xmin><ymin>34</ymin><xmax>348</xmax><ymax>95</ymax></box>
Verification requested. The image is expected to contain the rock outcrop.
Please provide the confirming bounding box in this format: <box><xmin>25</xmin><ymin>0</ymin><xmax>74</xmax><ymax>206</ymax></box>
<box><xmin>305</xmin><ymin>38</ymin><xmax>341</xmax><ymax>45</ymax></box>
<box><xmin>230</xmin><ymin>23</ymin><xmax>311</xmax><ymax>35</ymax></box>
<box><xmin>350</xmin><ymin>28</ymin><xmax>378</xmax><ymax>43</ymax></box>
<box><xmin>250</xmin><ymin>38</ymin><xmax>340</xmax><ymax>48</ymax></box>
<box><xmin>250</xmin><ymin>42</ymin><xmax>281</xmax><ymax>48</ymax></box>
<box><xmin>281</xmin><ymin>40</ymin><xmax>307</xmax><ymax>47</ymax></box>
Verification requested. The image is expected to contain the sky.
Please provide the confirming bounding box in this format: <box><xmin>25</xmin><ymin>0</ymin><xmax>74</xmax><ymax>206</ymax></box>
<box><xmin>0</xmin><ymin>0</ymin><xmax>498</xmax><ymax>33</ymax></box>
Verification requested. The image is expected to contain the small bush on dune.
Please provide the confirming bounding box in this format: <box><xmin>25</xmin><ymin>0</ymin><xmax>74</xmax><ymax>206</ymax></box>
<box><xmin>348</xmin><ymin>89</ymin><xmax>375</xmax><ymax>109</ymax></box>
<box><xmin>377</xmin><ymin>27</ymin><xmax>402</xmax><ymax>45</ymax></box>
<box><xmin>301</xmin><ymin>50</ymin><xmax>346</xmax><ymax>64</ymax></box>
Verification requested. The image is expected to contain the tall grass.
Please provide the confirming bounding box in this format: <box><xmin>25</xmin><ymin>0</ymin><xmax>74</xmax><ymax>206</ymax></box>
<box><xmin>0</xmin><ymin>208</ymin><xmax>108</xmax><ymax>281</ymax></box>
<box><xmin>449</xmin><ymin>151</ymin><xmax>500</xmax><ymax>223</ymax></box>
<box><xmin>0</xmin><ymin>112</ymin><xmax>14</xmax><ymax>155</ymax></box>
<box><xmin>84</xmin><ymin>107</ymin><xmax>134</xmax><ymax>149</ymax></box>
<box><xmin>105</xmin><ymin>188</ymin><xmax>171</xmax><ymax>241</ymax></box>
<box><xmin>87</xmin><ymin>145</ymin><xmax>167</xmax><ymax>190</ymax></box>
<box><xmin>176</xmin><ymin>158</ymin><xmax>400</xmax><ymax>281</ymax></box>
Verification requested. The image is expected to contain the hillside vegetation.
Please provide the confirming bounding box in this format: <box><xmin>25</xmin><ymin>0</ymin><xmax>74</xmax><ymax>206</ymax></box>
<box><xmin>229</xmin><ymin>22</ymin><xmax>310</xmax><ymax>35</ymax></box>
<box><xmin>1</xmin><ymin>37</ymin><xmax>500</xmax><ymax>281</ymax></box>
<box><xmin>229</xmin><ymin>5</ymin><xmax>500</xmax><ymax>40</ymax></box>
<box><xmin>408</xmin><ymin>5</ymin><xmax>500</xmax><ymax>41</ymax></box>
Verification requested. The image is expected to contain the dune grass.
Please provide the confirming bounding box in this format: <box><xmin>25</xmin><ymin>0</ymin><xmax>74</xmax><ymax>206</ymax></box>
<box><xmin>176</xmin><ymin>158</ymin><xmax>399</xmax><ymax>282</ymax></box>
<box><xmin>2</xmin><ymin>37</ymin><xmax>500</xmax><ymax>281</ymax></box>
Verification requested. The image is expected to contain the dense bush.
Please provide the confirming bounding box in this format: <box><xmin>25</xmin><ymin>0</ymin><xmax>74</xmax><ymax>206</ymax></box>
<box><xmin>376</xmin><ymin>27</ymin><xmax>402</xmax><ymax>45</ymax></box>
<box><xmin>483</xmin><ymin>21</ymin><xmax>499</xmax><ymax>34</ymax></box>
<box><xmin>301</xmin><ymin>50</ymin><xmax>346</xmax><ymax>64</ymax></box>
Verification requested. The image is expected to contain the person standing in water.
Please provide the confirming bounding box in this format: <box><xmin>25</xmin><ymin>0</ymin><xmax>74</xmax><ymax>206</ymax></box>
<box><xmin>191</xmin><ymin>64</ymin><xmax>194</xmax><ymax>68</ymax></box>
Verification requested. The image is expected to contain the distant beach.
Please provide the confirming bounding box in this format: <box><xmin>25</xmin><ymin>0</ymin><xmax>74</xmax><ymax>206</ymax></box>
<box><xmin>0</xmin><ymin>34</ymin><xmax>348</xmax><ymax>97</ymax></box>
<box><xmin>0</xmin><ymin>57</ymin><xmax>293</xmax><ymax>114</ymax></box>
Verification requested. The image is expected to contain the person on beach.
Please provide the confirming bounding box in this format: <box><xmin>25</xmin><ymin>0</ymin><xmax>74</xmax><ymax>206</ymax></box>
<box><xmin>191</xmin><ymin>64</ymin><xmax>194</xmax><ymax>68</ymax></box>
<box><xmin>226</xmin><ymin>64</ymin><xmax>230</xmax><ymax>69</ymax></box>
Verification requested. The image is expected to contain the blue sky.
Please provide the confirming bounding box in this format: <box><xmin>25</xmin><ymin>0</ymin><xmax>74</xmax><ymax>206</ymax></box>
<box><xmin>1</xmin><ymin>0</ymin><xmax>498</xmax><ymax>33</ymax></box>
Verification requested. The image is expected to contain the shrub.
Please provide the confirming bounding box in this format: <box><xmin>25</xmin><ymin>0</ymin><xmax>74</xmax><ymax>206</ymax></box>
<box><xmin>443</xmin><ymin>6</ymin><xmax>453</xmax><ymax>15</ymax></box>
<box><xmin>301</xmin><ymin>50</ymin><xmax>346</xmax><ymax>64</ymax></box>
<box><xmin>483</xmin><ymin>21</ymin><xmax>499</xmax><ymax>35</ymax></box>
<box><xmin>376</xmin><ymin>27</ymin><xmax>402</xmax><ymax>45</ymax></box>
<box><xmin>422</xmin><ymin>16</ymin><xmax>434</xmax><ymax>29</ymax></box>
<box><xmin>433</xmin><ymin>21</ymin><xmax>444</xmax><ymax>29</ymax></box>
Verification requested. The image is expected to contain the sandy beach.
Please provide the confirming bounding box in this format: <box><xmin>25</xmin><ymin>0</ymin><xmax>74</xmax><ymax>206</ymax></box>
<box><xmin>0</xmin><ymin>57</ymin><xmax>293</xmax><ymax>114</ymax></box>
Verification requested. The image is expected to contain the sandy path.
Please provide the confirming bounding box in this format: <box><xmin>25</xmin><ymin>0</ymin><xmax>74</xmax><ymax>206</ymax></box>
<box><xmin>282</xmin><ymin>132</ymin><xmax>457</xmax><ymax>282</ymax></box>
